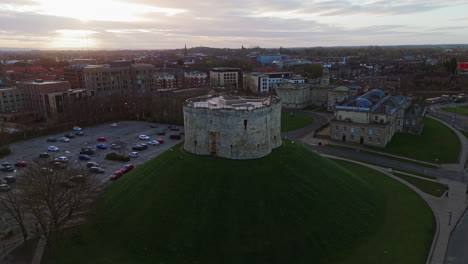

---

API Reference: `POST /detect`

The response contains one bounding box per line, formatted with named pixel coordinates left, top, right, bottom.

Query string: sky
left=0, top=0, right=467, bottom=50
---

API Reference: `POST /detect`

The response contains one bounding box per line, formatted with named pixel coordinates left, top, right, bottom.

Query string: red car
left=156, top=138, right=164, bottom=144
left=121, top=164, right=134, bottom=173
left=14, top=161, right=27, bottom=167
left=109, top=170, right=124, bottom=181
left=97, top=137, right=106, bottom=142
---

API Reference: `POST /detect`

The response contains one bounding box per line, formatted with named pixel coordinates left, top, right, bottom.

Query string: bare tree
left=0, top=192, right=29, bottom=242
left=18, top=161, right=101, bottom=246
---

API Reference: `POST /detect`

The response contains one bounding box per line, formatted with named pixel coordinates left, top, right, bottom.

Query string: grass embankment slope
left=372, top=117, right=460, bottom=163
left=45, top=141, right=435, bottom=264
left=281, top=111, right=314, bottom=132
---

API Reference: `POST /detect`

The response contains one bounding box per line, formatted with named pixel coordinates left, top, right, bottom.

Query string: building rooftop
left=210, top=67, right=241, bottom=72
left=23, top=80, right=68, bottom=85
left=186, top=95, right=276, bottom=110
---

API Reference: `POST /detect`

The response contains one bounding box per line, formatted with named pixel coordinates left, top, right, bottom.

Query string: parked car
left=64, top=133, right=75, bottom=139
left=140, top=144, right=148, bottom=150
left=170, top=134, right=182, bottom=140
left=75, top=131, right=84, bottom=136
left=157, top=138, right=165, bottom=144
left=47, top=137, right=57, bottom=142
left=3, top=176, right=16, bottom=184
left=53, top=162, right=66, bottom=168
left=14, top=161, right=27, bottom=167
left=110, top=144, right=120, bottom=150
left=97, top=137, right=106, bottom=142
left=69, top=175, right=85, bottom=184
left=96, top=144, right=107, bottom=150
left=59, top=137, right=70, bottom=143
left=121, top=164, right=134, bottom=173
left=109, top=170, right=124, bottom=181
left=55, top=156, right=68, bottom=163
left=48, top=146, right=59, bottom=152
left=78, top=154, right=91, bottom=160
left=139, top=135, right=150, bottom=140
left=0, top=166, right=14, bottom=172
left=0, top=184, right=11, bottom=192
left=110, top=123, right=119, bottom=127
left=128, top=152, right=139, bottom=158
left=157, top=131, right=166, bottom=136
left=86, top=161, right=100, bottom=168
left=132, top=145, right=144, bottom=151
left=1, top=162, right=11, bottom=167
left=148, top=140, right=159, bottom=146
left=73, top=126, right=82, bottom=131
left=169, top=126, right=180, bottom=131
left=150, top=124, right=158, bottom=128
left=80, top=147, right=95, bottom=155
left=39, top=152, right=50, bottom=158
left=90, top=166, right=105, bottom=174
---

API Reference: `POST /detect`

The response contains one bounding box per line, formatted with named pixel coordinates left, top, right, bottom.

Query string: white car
left=139, top=135, right=150, bottom=140
left=56, top=156, right=68, bottom=163
left=59, top=137, right=70, bottom=142
left=48, top=146, right=59, bottom=152
left=128, top=152, right=139, bottom=158
left=148, top=140, right=159, bottom=146
left=73, top=126, right=82, bottom=131
left=110, top=123, right=119, bottom=127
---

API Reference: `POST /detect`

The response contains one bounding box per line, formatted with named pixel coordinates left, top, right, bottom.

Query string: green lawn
left=331, top=160, right=436, bottom=264
left=394, top=173, right=446, bottom=197
left=44, top=140, right=380, bottom=264
left=281, top=111, right=314, bottom=132
left=371, top=117, right=461, bottom=163
left=43, top=141, right=435, bottom=264
left=441, top=105, right=468, bottom=115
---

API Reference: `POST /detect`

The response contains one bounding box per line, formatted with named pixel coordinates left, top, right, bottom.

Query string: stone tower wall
left=183, top=97, right=281, bottom=159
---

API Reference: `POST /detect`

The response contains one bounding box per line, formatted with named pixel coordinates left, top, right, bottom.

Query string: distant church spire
left=184, top=44, right=187, bottom=56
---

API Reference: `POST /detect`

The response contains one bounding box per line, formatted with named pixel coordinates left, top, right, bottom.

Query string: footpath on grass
left=322, top=155, right=468, bottom=264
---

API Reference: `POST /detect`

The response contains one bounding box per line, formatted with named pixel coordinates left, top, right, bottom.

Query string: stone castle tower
left=183, top=95, right=282, bottom=159
left=321, top=67, right=330, bottom=86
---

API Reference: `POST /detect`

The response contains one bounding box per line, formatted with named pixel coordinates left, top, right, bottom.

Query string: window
left=361, top=128, right=365, bottom=133
left=350, top=134, right=354, bottom=140
left=398, top=120, right=401, bottom=126
left=335, top=133, right=339, bottom=139
left=343, top=126, right=347, bottom=132
left=338, top=115, right=342, bottom=120
left=374, top=116, right=378, bottom=121
left=369, top=137, right=372, bottom=143
left=368, top=129, right=373, bottom=135
left=335, top=126, right=339, bottom=131
left=377, top=129, right=381, bottom=136
left=405, top=120, right=409, bottom=125
left=412, top=120, right=416, bottom=126
left=376, top=138, right=381, bottom=144
left=350, top=127, right=355, bottom=133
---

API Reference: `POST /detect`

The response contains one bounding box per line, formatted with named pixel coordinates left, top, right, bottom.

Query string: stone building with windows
left=209, top=68, right=242, bottom=89
left=329, top=89, right=426, bottom=147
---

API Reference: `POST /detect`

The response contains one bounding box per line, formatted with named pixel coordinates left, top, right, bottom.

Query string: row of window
left=335, top=126, right=382, bottom=135
left=335, top=133, right=382, bottom=144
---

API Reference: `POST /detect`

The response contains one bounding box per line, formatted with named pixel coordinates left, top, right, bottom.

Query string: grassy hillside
left=45, top=140, right=382, bottom=264
left=281, top=111, right=314, bottom=132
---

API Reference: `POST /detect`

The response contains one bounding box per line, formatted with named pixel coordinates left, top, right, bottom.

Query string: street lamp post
left=447, top=210, right=452, bottom=226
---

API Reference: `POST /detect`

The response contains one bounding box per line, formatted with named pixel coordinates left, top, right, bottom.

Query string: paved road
left=445, top=208, right=468, bottom=264
left=429, top=102, right=468, bottom=132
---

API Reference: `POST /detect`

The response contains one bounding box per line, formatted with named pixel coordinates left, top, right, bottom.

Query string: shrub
left=105, top=152, right=130, bottom=162
left=0, top=146, right=11, bottom=158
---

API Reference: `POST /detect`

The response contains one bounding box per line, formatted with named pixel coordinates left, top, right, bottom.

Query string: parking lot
left=0, top=121, right=184, bottom=183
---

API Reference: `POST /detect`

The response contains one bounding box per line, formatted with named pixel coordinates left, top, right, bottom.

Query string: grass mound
left=46, top=140, right=382, bottom=264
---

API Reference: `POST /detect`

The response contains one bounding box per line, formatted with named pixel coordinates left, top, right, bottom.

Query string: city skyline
left=0, top=0, right=468, bottom=50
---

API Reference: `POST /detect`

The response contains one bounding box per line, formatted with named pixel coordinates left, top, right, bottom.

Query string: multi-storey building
left=46, top=89, right=95, bottom=122
left=256, top=55, right=290, bottom=66
left=63, top=64, right=87, bottom=89
left=0, top=87, right=25, bottom=113
left=209, top=68, right=242, bottom=89
left=18, top=80, right=71, bottom=119
left=84, top=61, right=158, bottom=96
left=184, top=71, right=207, bottom=88
left=244, top=72, right=294, bottom=93
left=156, top=73, right=176, bottom=90
left=329, top=89, right=426, bottom=147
